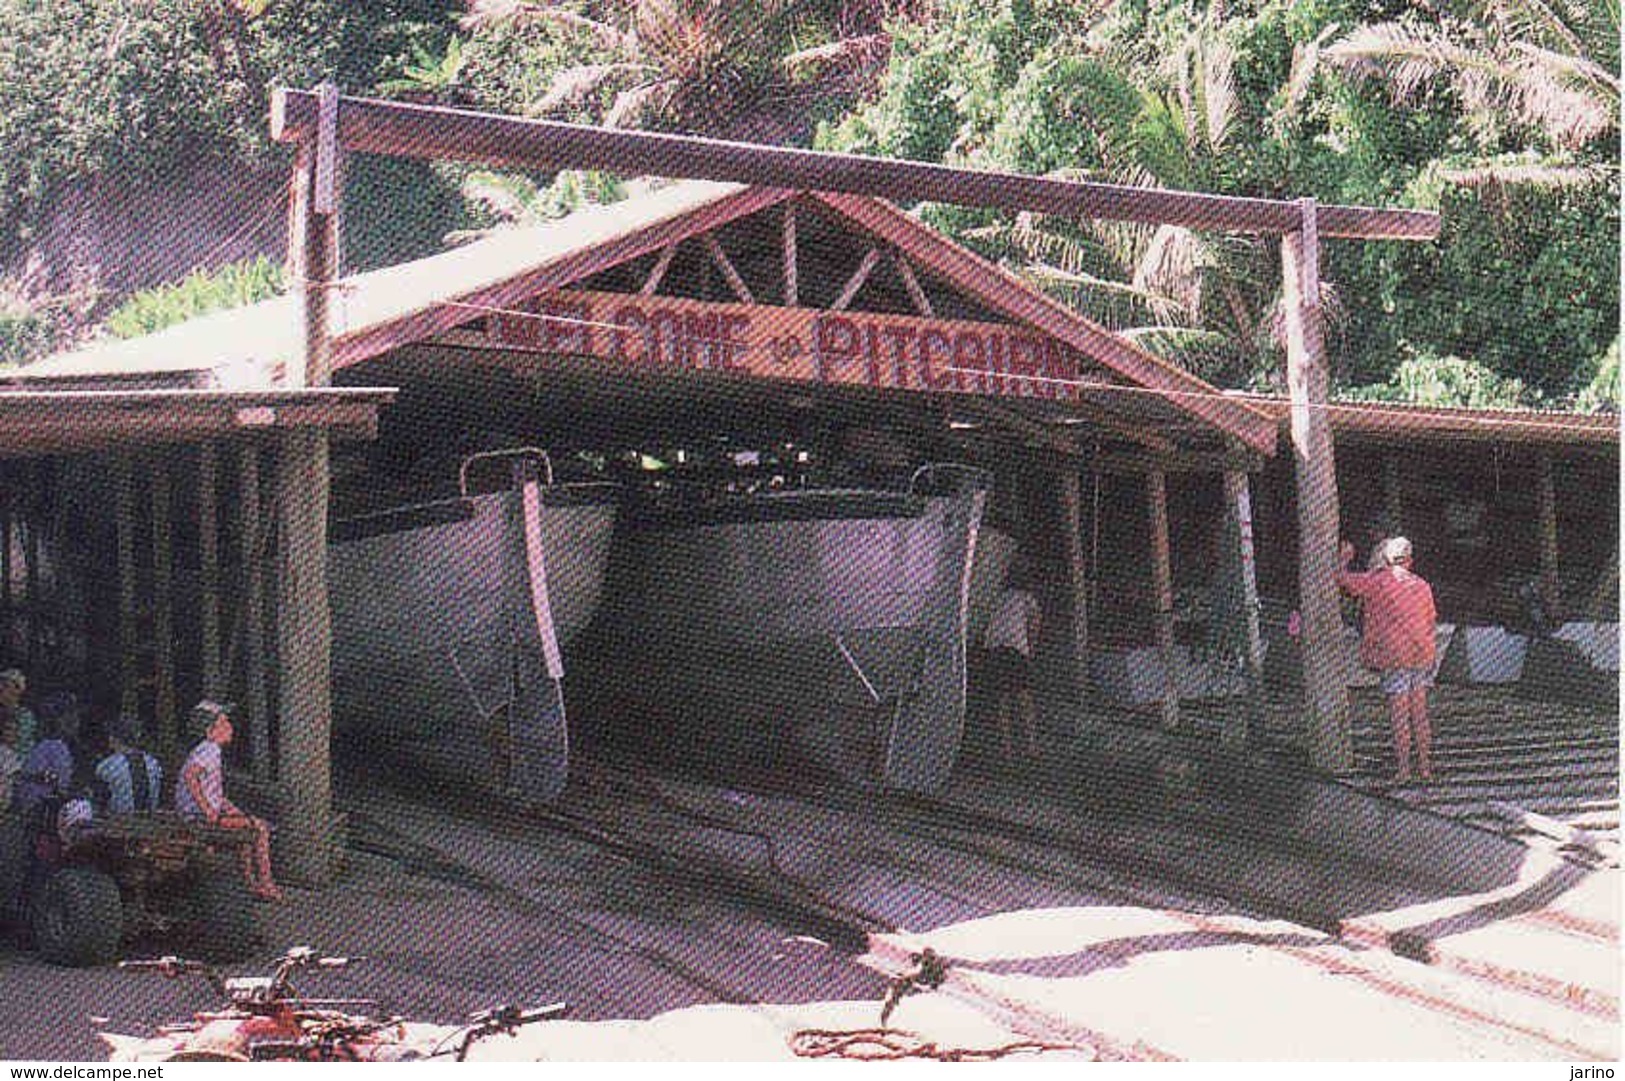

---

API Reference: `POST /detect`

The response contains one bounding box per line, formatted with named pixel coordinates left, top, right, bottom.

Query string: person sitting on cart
left=96, top=715, right=163, bottom=816
left=176, top=700, right=282, bottom=901
left=13, top=692, right=82, bottom=816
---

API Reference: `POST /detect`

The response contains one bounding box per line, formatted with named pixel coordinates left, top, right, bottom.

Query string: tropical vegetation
left=0, top=0, right=1614, bottom=412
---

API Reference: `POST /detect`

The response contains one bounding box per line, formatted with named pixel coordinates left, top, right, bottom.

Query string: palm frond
left=780, top=33, right=891, bottom=77
left=531, top=62, right=655, bottom=114
left=1437, top=159, right=1615, bottom=189
left=605, top=79, right=676, bottom=127
left=1199, top=35, right=1240, bottom=152
left=463, top=1, right=637, bottom=53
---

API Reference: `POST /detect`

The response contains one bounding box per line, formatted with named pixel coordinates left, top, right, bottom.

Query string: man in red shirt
left=1336, top=536, right=1438, bottom=784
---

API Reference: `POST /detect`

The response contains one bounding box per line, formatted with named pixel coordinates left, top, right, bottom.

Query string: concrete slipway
left=2, top=717, right=1615, bottom=1062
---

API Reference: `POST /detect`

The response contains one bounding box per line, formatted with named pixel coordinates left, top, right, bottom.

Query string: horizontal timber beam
left=271, top=90, right=1439, bottom=241
left=1096, top=448, right=1264, bottom=474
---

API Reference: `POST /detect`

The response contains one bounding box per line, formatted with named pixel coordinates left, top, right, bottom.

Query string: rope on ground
left=788, top=1028, right=1091, bottom=1061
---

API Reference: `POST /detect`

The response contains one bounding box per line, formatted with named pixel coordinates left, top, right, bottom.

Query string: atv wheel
left=193, top=872, right=258, bottom=961
left=33, top=867, right=123, bottom=967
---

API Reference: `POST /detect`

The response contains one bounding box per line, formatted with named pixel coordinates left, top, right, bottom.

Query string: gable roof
left=15, top=180, right=1278, bottom=452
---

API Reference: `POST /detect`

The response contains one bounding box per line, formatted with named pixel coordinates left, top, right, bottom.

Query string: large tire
left=32, top=867, right=123, bottom=967
left=193, top=871, right=258, bottom=962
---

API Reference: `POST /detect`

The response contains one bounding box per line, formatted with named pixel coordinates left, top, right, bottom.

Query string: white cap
left=1381, top=536, right=1414, bottom=566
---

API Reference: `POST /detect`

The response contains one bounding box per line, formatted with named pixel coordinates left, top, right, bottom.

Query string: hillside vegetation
left=1, top=0, right=1616, bottom=410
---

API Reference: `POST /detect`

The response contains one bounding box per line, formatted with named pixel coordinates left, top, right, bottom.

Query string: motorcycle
left=100, top=945, right=566, bottom=1062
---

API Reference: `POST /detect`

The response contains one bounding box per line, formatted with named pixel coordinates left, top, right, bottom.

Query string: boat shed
left=5, top=177, right=1296, bottom=879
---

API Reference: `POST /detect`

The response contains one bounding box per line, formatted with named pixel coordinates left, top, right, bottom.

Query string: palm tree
left=1323, top=0, right=1619, bottom=185
left=462, top=0, right=904, bottom=136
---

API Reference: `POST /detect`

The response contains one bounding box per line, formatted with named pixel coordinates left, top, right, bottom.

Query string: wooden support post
left=702, top=233, right=754, bottom=304
left=1283, top=197, right=1351, bottom=772
left=238, top=443, right=270, bottom=778
left=274, top=430, right=336, bottom=886
left=1222, top=470, right=1263, bottom=751
left=151, top=456, right=176, bottom=756
left=1058, top=464, right=1090, bottom=697
left=114, top=456, right=137, bottom=719
left=1, top=467, right=12, bottom=655
left=1147, top=469, right=1180, bottom=730
left=893, top=251, right=933, bottom=317
left=1536, top=451, right=1560, bottom=610
left=24, top=461, right=41, bottom=677
left=275, top=79, right=341, bottom=885
left=1382, top=453, right=1404, bottom=536
left=198, top=443, right=222, bottom=695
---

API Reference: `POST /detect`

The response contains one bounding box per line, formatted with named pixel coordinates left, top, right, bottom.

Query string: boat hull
left=328, top=484, right=616, bottom=803
left=599, top=471, right=995, bottom=793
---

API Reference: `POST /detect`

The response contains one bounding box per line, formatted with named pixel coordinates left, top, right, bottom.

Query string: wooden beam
left=0, top=403, right=380, bottom=457
left=811, top=193, right=1278, bottom=453
left=783, top=204, right=798, bottom=307
left=271, top=89, right=1441, bottom=240
left=198, top=443, right=221, bottom=696
left=1283, top=197, right=1351, bottom=773
left=0, top=470, right=10, bottom=646
left=334, top=186, right=794, bottom=367
left=961, top=399, right=1081, bottom=458
left=893, top=250, right=933, bottom=317
left=1536, top=450, right=1560, bottom=609
left=150, top=455, right=176, bottom=756
left=640, top=243, right=678, bottom=296
left=1222, top=469, right=1263, bottom=752
left=115, top=455, right=137, bottom=720
left=1097, top=448, right=1262, bottom=474
left=831, top=248, right=881, bottom=312
left=1147, top=469, right=1180, bottom=730
left=1058, top=465, right=1090, bottom=697
left=702, top=233, right=754, bottom=304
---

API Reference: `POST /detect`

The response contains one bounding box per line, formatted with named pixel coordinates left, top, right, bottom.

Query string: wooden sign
left=486, top=290, right=1095, bottom=401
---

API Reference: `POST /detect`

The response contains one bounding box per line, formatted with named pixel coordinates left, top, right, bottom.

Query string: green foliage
left=0, top=301, right=56, bottom=370
left=1575, top=337, right=1620, bottom=413
left=0, top=1, right=457, bottom=252
left=105, top=257, right=284, bottom=340
left=376, top=35, right=469, bottom=103
left=1341, top=350, right=1532, bottom=408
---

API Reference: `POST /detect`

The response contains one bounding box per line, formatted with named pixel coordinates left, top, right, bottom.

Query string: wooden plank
left=810, top=193, right=1279, bottom=453
left=1147, top=469, right=1180, bottom=731
left=1282, top=197, right=1351, bottom=772
left=1223, top=469, right=1263, bottom=751
left=1058, top=465, right=1090, bottom=697
left=150, top=456, right=176, bottom=755
left=831, top=248, right=881, bottom=312
left=115, top=454, right=137, bottom=720
left=198, top=443, right=221, bottom=696
left=640, top=243, right=678, bottom=296
left=702, top=233, right=754, bottom=305
left=0, top=404, right=380, bottom=457
left=893, top=251, right=933, bottom=317
left=274, top=429, right=337, bottom=886
left=270, top=89, right=1441, bottom=240
left=783, top=204, right=798, bottom=307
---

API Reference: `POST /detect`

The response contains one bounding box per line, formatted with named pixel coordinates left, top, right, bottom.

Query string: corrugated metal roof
left=15, top=180, right=754, bottom=386
left=1240, top=393, right=1618, bottom=445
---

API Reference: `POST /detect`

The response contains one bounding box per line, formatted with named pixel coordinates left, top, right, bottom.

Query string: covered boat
left=596, top=464, right=1005, bottom=793
left=328, top=449, right=617, bottom=804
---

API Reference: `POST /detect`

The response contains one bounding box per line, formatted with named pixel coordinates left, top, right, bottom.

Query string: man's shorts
left=1380, top=666, right=1434, bottom=696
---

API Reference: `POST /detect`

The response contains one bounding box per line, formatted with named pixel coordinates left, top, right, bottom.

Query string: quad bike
left=101, top=945, right=567, bottom=1062
left=0, top=802, right=259, bottom=967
